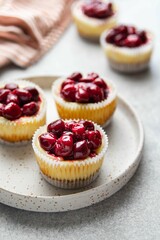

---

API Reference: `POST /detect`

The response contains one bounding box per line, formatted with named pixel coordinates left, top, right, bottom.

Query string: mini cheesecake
left=72, top=0, right=117, bottom=41
left=32, top=119, right=108, bottom=189
left=52, top=72, right=117, bottom=126
left=100, top=24, right=153, bottom=73
left=0, top=80, right=46, bottom=143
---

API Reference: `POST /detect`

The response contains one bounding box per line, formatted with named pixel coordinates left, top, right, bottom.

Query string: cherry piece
left=114, top=33, right=126, bottom=46
left=0, top=89, right=10, bottom=103
left=3, top=102, right=22, bottom=120
left=65, top=120, right=77, bottom=131
left=0, top=103, right=4, bottom=116
left=86, top=130, right=102, bottom=149
left=106, top=29, right=117, bottom=43
left=72, top=123, right=85, bottom=137
left=47, top=119, right=65, bottom=137
left=54, top=135, right=73, bottom=157
left=4, top=83, right=19, bottom=91
left=88, top=84, right=104, bottom=102
left=6, top=93, right=19, bottom=105
left=23, top=102, right=39, bottom=116
left=125, top=34, right=142, bottom=48
left=13, top=89, right=32, bottom=104
left=127, top=26, right=136, bottom=35
left=73, top=140, right=90, bottom=159
left=116, top=25, right=128, bottom=34
left=75, top=83, right=89, bottom=103
left=93, top=78, right=108, bottom=89
left=138, top=30, right=147, bottom=43
left=61, top=84, right=76, bottom=102
left=39, top=133, right=57, bottom=151
left=79, top=120, right=95, bottom=131
left=24, top=86, right=39, bottom=101
left=67, top=72, right=82, bottom=81
left=62, top=79, right=75, bottom=89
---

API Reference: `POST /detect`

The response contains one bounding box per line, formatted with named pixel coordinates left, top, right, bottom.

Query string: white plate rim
left=0, top=76, right=144, bottom=211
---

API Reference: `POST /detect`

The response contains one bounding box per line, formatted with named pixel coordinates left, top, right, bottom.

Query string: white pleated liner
left=52, top=77, right=117, bottom=111
left=32, top=120, right=108, bottom=188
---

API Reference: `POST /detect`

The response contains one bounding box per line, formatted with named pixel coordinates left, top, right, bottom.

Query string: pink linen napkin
left=0, top=0, right=73, bottom=68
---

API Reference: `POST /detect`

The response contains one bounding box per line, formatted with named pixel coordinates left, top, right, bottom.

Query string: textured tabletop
left=0, top=0, right=160, bottom=239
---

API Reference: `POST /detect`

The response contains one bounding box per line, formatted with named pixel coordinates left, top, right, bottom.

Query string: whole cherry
left=47, top=119, right=65, bottom=137
left=3, top=102, right=22, bottom=120
left=54, top=135, right=73, bottom=157
left=39, top=133, right=57, bottom=151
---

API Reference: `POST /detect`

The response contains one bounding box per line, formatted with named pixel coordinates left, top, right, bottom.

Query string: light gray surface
left=0, top=0, right=160, bottom=239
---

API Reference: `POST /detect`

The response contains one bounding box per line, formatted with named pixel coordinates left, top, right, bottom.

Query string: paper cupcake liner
left=52, top=78, right=117, bottom=126
left=108, top=59, right=150, bottom=73
left=0, top=80, right=47, bottom=144
left=100, top=29, right=153, bottom=73
left=32, top=121, right=108, bottom=189
left=41, top=170, right=100, bottom=189
left=72, top=0, right=117, bottom=39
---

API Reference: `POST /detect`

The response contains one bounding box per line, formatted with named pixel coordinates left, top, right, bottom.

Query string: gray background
left=0, top=0, right=160, bottom=239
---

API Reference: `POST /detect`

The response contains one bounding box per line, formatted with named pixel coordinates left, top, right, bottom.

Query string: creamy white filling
left=72, top=0, right=117, bottom=26
left=100, top=29, right=154, bottom=56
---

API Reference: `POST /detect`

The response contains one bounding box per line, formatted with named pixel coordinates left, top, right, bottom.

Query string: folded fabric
left=0, top=0, right=73, bottom=68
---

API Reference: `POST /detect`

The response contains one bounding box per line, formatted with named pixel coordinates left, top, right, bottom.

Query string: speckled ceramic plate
left=0, top=76, right=144, bottom=212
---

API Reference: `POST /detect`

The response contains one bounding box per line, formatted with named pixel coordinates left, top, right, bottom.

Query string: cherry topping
left=47, top=119, right=65, bottom=137
left=0, top=83, right=41, bottom=120
left=73, top=140, right=90, bottom=160
left=23, top=102, right=39, bottom=116
left=82, top=1, right=114, bottom=19
left=39, top=120, right=103, bottom=160
left=0, top=89, right=10, bottom=103
left=3, top=102, right=22, bottom=120
left=54, top=135, right=73, bottom=157
left=6, top=93, right=19, bottom=105
left=86, top=130, right=102, bottom=149
left=106, top=25, right=148, bottom=48
left=24, top=86, right=39, bottom=101
left=61, top=72, right=109, bottom=103
left=4, top=83, right=19, bottom=91
left=13, top=89, right=32, bottom=104
left=0, top=103, right=4, bottom=116
left=39, top=133, right=57, bottom=151
left=67, top=72, right=82, bottom=81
